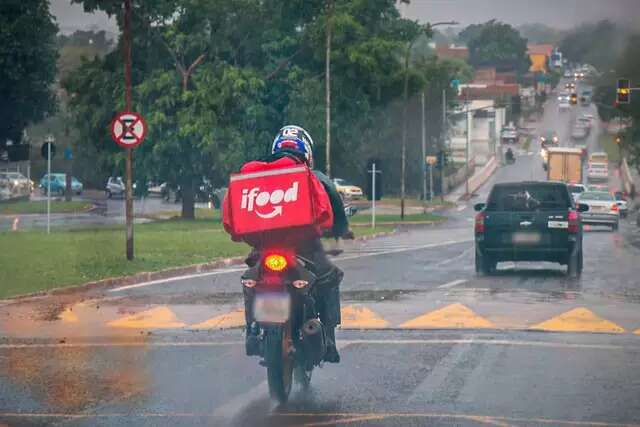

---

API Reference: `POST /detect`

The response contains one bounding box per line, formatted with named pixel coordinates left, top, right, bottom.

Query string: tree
left=517, top=23, right=562, bottom=44
left=463, top=21, right=530, bottom=74
left=0, top=0, right=58, bottom=146
left=558, top=20, right=629, bottom=71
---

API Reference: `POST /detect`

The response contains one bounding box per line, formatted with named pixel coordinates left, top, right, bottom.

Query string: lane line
left=437, top=279, right=468, bottom=289
left=109, top=239, right=472, bottom=292
left=434, top=245, right=473, bottom=267
left=1, top=338, right=638, bottom=351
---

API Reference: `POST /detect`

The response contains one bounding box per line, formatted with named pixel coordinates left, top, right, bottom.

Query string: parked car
left=0, top=172, right=31, bottom=199
left=40, top=173, right=83, bottom=196
left=614, top=191, right=629, bottom=218
left=105, top=176, right=126, bottom=198
left=587, top=163, right=608, bottom=182
left=474, top=181, right=587, bottom=277
left=333, top=178, right=364, bottom=199
left=577, top=191, right=620, bottom=230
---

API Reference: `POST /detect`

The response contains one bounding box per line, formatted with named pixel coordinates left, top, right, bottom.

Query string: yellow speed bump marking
left=189, top=308, right=246, bottom=330
left=59, top=308, right=78, bottom=323
left=340, top=305, right=390, bottom=329
left=107, top=306, right=185, bottom=329
left=635, top=329, right=640, bottom=336
left=400, top=303, right=494, bottom=329
left=530, top=307, right=624, bottom=334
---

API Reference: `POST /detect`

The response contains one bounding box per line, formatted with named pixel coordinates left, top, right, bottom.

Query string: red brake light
left=475, top=212, right=485, bottom=233
left=568, top=210, right=579, bottom=233
left=264, top=254, right=288, bottom=272
left=610, top=204, right=619, bottom=212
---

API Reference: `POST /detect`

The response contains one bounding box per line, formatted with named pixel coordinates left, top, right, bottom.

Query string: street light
left=401, top=20, right=458, bottom=219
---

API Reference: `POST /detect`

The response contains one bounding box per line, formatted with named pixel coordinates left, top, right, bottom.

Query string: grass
left=0, top=200, right=92, bottom=215
left=0, top=217, right=394, bottom=299
left=598, top=133, right=622, bottom=163
left=372, top=197, right=456, bottom=209
left=350, top=212, right=446, bottom=224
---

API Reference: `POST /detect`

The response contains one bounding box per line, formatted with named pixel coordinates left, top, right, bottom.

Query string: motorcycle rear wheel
left=264, top=324, right=294, bottom=404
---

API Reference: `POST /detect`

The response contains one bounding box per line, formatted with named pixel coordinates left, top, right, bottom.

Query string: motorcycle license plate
left=254, top=293, right=290, bottom=324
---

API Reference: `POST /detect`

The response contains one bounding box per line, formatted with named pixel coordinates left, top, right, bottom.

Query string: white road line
left=437, top=279, right=467, bottom=289
left=0, top=338, right=636, bottom=351
left=456, top=205, right=466, bottom=212
left=434, top=246, right=473, bottom=267
left=109, top=239, right=472, bottom=292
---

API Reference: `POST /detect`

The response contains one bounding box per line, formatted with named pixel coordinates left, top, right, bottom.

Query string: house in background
left=435, top=44, right=469, bottom=61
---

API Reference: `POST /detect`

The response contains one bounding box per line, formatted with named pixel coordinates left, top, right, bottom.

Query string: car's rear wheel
left=476, top=250, right=496, bottom=276
left=567, top=249, right=582, bottom=278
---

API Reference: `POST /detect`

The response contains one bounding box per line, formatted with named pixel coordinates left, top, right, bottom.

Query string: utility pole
left=441, top=88, right=446, bottom=201
left=465, top=98, right=470, bottom=198
left=123, top=0, right=134, bottom=260
left=325, top=0, right=333, bottom=177
left=421, top=91, right=427, bottom=201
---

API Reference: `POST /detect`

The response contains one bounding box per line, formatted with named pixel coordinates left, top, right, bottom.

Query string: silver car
left=578, top=191, right=620, bottom=231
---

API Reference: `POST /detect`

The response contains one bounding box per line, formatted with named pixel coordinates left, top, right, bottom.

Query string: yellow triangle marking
left=189, top=308, right=246, bottom=329
left=400, top=303, right=494, bottom=329
left=107, top=306, right=185, bottom=329
left=530, top=307, right=624, bottom=334
left=340, top=305, right=390, bottom=329
left=59, top=308, right=78, bottom=323
left=634, top=329, right=640, bottom=336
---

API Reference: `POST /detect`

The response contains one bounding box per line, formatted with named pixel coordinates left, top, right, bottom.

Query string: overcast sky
left=51, top=0, right=640, bottom=35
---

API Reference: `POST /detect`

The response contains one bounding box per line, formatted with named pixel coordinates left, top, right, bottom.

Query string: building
left=435, top=44, right=469, bottom=61
left=527, top=44, right=554, bottom=73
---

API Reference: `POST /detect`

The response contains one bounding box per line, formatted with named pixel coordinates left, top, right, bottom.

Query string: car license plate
left=254, top=293, right=290, bottom=323
left=512, top=232, right=541, bottom=244
left=548, top=221, right=568, bottom=229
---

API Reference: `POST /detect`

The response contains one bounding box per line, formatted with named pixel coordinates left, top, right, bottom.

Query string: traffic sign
left=64, top=147, right=73, bottom=160
left=111, top=112, right=147, bottom=148
left=41, top=142, right=56, bottom=159
left=426, top=155, right=437, bottom=165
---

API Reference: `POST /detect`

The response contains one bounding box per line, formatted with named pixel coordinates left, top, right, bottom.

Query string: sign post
left=367, top=163, right=382, bottom=229
left=42, top=135, right=55, bottom=234
left=426, top=155, right=437, bottom=201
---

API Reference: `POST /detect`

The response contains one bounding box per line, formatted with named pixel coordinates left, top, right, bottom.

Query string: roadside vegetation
left=0, top=200, right=92, bottom=215
left=0, top=217, right=392, bottom=299
left=598, top=134, right=622, bottom=163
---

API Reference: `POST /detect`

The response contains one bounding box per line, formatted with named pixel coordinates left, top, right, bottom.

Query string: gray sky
left=400, top=0, right=640, bottom=28
left=51, top=0, right=640, bottom=35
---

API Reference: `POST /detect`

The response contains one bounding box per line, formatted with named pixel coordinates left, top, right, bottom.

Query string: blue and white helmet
left=271, top=125, right=315, bottom=166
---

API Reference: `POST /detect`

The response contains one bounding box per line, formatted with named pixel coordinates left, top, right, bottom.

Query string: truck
left=546, top=147, right=583, bottom=184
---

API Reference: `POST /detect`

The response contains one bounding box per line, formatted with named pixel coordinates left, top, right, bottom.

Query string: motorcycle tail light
left=264, top=254, right=288, bottom=272
left=568, top=210, right=579, bottom=233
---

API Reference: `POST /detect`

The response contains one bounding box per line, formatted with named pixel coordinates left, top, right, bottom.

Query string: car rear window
left=487, top=184, right=570, bottom=212
left=568, top=185, right=584, bottom=194
left=581, top=192, right=614, bottom=201
left=590, top=164, right=607, bottom=169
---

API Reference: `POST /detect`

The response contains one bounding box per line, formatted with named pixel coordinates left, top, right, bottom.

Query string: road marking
left=189, top=308, right=245, bottom=330
left=530, top=307, right=625, bottom=334
left=437, top=279, right=467, bottom=289
left=434, top=246, right=473, bottom=267
left=635, top=329, right=640, bottom=336
left=340, top=305, right=390, bottom=329
left=1, top=338, right=639, bottom=351
left=456, top=205, right=466, bottom=212
left=107, top=306, right=186, bottom=329
left=109, top=239, right=472, bottom=293
left=400, top=303, right=494, bottom=329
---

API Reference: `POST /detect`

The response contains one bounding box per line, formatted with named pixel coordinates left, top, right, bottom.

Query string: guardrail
left=467, top=156, right=497, bottom=195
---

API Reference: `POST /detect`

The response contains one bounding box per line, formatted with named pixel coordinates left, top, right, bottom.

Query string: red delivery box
left=226, top=165, right=316, bottom=236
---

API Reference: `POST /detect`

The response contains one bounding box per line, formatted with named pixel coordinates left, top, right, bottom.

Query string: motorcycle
left=242, top=247, right=341, bottom=403
left=505, top=150, right=516, bottom=165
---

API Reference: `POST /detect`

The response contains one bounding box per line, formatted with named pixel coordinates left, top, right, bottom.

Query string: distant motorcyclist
left=505, top=147, right=515, bottom=163
left=243, top=125, right=349, bottom=363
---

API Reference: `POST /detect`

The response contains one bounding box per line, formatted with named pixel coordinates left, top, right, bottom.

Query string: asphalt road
left=2, top=80, right=640, bottom=427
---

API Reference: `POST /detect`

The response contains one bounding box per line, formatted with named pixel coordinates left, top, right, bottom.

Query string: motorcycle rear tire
left=264, top=324, right=294, bottom=404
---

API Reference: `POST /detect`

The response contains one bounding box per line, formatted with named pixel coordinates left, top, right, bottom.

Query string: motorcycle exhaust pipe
left=301, top=319, right=326, bottom=366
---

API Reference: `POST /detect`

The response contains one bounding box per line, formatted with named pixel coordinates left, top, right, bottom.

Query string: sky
left=51, top=0, right=640, bottom=35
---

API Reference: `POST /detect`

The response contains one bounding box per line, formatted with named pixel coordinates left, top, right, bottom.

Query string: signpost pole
left=124, top=0, right=134, bottom=260
left=371, top=162, right=376, bottom=229
left=429, top=164, right=433, bottom=202
left=46, top=137, right=51, bottom=234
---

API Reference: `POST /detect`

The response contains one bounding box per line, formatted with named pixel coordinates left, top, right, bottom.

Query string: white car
left=587, top=163, right=608, bottom=182
left=105, top=177, right=126, bottom=198
left=578, top=191, right=619, bottom=231
left=567, top=184, right=586, bottom=203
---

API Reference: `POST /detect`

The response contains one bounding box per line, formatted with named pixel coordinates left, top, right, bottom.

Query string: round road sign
left=111, top=112, right=147, bottom=149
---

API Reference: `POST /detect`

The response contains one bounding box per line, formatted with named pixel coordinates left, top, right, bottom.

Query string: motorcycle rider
left=505, top=147, right=515, bottom=162
left=243, top=125, right=349, bottom=363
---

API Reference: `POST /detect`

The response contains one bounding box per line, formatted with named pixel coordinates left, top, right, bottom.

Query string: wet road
left=2, top=80, right=640, bottom=426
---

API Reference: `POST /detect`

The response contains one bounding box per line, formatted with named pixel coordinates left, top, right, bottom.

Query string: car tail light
left=264, top=254, right=288, bottom=272
left=475, top=212, right=485, bottom=233
left=568, top=210, right=579, bottom=233
left=610, top=204, right=619, bottom=213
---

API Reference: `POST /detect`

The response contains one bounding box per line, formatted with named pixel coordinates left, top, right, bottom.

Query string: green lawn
left=372, top=197, right=455, bottom=209
left=598, top=133, right=622, bottom=163
left=0, top=200, right=92, bottom=215
left=350, top=212, right=446, bottom=224
left=0, top=218, right=393, bottom=299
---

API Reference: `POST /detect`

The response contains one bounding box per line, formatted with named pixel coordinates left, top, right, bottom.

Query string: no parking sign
left=110, top=112, right=147, bottom=149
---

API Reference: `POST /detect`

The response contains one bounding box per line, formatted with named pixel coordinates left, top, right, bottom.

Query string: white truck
left=547, top=147, right=583, bottom=184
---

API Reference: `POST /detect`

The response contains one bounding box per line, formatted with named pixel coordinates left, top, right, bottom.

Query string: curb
left=1, top=229, right=400, bottom=303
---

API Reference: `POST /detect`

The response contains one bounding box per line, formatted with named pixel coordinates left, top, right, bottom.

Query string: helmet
left=271, top=125, right=314, bottom=165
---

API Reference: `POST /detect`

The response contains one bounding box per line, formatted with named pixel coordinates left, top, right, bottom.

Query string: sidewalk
left=445, top=156, right=498, bottom=203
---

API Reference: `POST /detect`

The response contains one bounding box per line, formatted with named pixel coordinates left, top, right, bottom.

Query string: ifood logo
left=241, top=182, right=299, bottom=219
